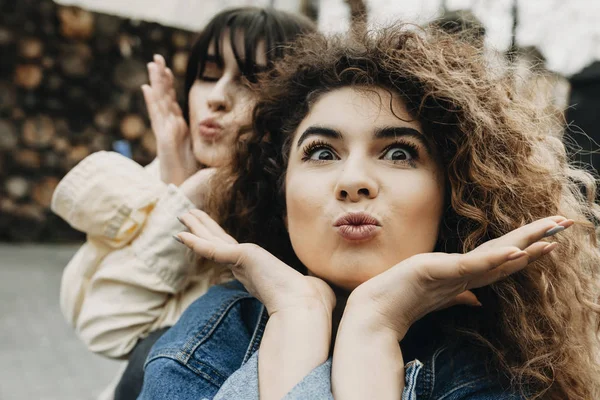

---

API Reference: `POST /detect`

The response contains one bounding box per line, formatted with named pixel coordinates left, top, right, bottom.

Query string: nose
left=206, top=77, right=232, bottom=112
left=335, top=158, right=379, bottom=202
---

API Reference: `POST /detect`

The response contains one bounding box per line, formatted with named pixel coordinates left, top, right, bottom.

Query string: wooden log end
left=22, top=115, right=56, bottom=149
left=15, top=64, right=43, bottom=89
left=5, top=177, right=31, bottom=200
left=32, top=177, right=60, bottom=208
left=19, top=37, right=44, bottom=59
left=172, top=52, right=188, bottom=76
left=58, top=6, right=95, bottom=40
left=14, top=149, right=42, bottom=169
left=120, top=114, right=146, bottom=140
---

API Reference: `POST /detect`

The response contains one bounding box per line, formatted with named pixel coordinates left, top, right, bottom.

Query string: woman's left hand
left=346, top=216, right=574, bottom=339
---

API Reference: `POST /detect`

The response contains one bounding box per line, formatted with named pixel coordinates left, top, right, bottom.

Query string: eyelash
left=301, top=139, right=421, bottom=166
left=301, top=140, right=334, bottom=162
left=382, top=141, right=420, bottom=167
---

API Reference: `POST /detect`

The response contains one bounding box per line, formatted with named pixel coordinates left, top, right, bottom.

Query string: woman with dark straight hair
left=51, top=7, right=315, bottom=400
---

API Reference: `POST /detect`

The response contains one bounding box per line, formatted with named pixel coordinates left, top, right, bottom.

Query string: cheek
left=231, top=93, right=256, bottom=125
left=188, top=85, right=210, bottom=120
left=284, top=171, right=330, bottom=246
left=386, top=172, right=444, bottom=248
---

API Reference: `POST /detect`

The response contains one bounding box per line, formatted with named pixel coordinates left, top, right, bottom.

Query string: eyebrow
left=374, top=126, right=432, bottom=155
left=296, top=126, right=342, bottom=148
left=296, top=125, right=431, bottom=155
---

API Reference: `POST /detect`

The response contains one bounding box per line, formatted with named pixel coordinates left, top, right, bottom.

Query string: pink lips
left=333, top=212, right=381, bottom=242
left=198, top=118, right=223, bottom=139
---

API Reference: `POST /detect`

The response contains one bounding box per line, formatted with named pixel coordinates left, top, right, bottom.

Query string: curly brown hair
left=204, top=25, right=600, bottom=399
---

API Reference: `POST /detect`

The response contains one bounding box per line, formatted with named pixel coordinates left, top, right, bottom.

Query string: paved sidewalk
left=0, top=244, right=123, bottom=400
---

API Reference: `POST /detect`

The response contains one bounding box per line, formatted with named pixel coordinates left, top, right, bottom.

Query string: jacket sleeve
left=52, top=151, right=205, bottom=358
left=214, top=351, right=334, bottom=400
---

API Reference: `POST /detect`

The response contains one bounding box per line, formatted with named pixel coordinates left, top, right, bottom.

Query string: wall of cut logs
left=0, top=0, right=195, bottom=242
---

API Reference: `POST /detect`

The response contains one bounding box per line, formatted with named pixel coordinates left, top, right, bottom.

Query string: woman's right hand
left=175, top=210, right=336, bottom=315
left=142, top=54, right=197, bottom=186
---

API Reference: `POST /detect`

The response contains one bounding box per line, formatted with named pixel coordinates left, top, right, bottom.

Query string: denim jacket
left=139, top=281, right=524, bottom=399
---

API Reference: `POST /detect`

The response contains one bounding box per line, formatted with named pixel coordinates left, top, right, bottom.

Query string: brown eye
left=310, top=148, right=336, bottom=161
left=383, top=147, right=411, bottom=161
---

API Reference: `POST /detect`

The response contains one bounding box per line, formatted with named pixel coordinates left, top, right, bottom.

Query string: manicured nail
left=542, top=242, right=558, bottom=255
left=507, top=250, right=527, bottom=261
left=559, top=219, right=575, bottom=228
left=177, top=215, right=185, bottom=225
left=173, top=235, right=183, bottom=243
left=543, top=225, right=565, bottom=238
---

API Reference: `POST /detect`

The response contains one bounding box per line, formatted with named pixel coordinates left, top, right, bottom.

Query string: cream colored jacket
left=52, top=151, right=230, bottom=360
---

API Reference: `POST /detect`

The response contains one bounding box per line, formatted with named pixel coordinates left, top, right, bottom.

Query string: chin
left=312, top=267, right=373, bottom=292
left=193, top=145, right=230, bottom=168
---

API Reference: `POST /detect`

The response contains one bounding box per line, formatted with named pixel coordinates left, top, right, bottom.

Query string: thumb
left=439, top=290, right=482, bottom=310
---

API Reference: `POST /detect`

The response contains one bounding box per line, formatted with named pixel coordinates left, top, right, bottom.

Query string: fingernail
left=173, top=235, right=183, bottom=243
left=507, top=250, right=527, bottom=261
left=559, top=219, right=575, bottom=228
left=543, top=225, right=565, bottom=238
left=177, top=215, right=185, bottom=225
left=542, top=242, right=558, bottom=255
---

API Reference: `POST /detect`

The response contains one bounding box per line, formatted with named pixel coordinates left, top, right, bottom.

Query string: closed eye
left=199, top=60, right=222, bottom=82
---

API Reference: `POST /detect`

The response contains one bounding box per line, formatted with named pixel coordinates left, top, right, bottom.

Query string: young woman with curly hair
left=139, top=24, right=600, bottom=400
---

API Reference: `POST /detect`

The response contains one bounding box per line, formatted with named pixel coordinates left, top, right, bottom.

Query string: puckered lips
left=333, top=212, right=381, bottom=242
left=198, top=117, right=223, bottom=140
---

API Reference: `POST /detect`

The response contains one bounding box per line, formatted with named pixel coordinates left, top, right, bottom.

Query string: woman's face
left=188, top=33, right=265, bottom=167
left=285, top=87, right=445, bottom=290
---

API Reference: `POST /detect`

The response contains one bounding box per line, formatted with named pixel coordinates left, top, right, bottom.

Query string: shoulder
left=406, top=341, right=525, bottom=400
left=143, top=281, right=267, bottom=394
left=143, top=157, right=161, bottom=179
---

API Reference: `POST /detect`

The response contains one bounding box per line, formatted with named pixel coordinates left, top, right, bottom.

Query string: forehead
left=207, top=29, right=268, bottom=66
left=298, top=86, right=422, bottom=134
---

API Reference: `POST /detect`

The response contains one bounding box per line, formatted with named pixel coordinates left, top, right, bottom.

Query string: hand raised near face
left=175, top=210, right=336, bottom=316
left=346, top=216, right=574, bottom=339
left=142, top=54, right=197, bottom=186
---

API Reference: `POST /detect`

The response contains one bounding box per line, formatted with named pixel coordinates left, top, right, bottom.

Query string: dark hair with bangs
left=182, top=7, right=315, bottom=121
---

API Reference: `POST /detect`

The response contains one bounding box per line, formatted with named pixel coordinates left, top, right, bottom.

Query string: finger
left=169, top=99, right=183, bottom=117
left=178, top=212, right=216, bottom=242
left=165, top=68, right=177, bottom=99
left=149, top=61, right=167, bottom=95
left=426, top=246, right=525, bottom=281
left=189, top=209, right=237, bottom=244
left=177, top=232, right=240, bottom=266
left=142, top=85, right=160, bottom=119
left=148, top=62, right=159, bottom=87
left=468, top=241, right=557, bottom=289
left=166, top=68, right=175, bottom=87
left=154, top=54, right=166, bottom=68
left=478, top=216, right=573, bottom=252
left=441, top=290, right=481, bottom=309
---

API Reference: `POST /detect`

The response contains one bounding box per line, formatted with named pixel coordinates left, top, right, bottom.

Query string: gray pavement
left=0, top=244, right=123, bottom=400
